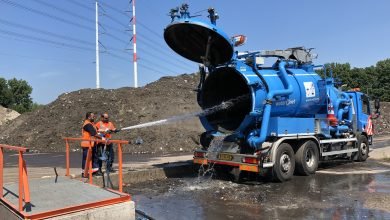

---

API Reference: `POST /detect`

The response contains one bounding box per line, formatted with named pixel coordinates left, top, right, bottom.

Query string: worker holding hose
left=96, top=113, right=120, bottom=172
left=81, top=112, right=103, bottom=176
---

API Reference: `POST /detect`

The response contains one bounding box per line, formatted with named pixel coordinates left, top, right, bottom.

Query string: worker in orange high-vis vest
left=96, top=113, right=120, bottom=172
left=81, top=112, right=104, bottom=176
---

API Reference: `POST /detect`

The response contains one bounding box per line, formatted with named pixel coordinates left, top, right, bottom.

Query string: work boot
left=93, top=170, right=103, bottom=176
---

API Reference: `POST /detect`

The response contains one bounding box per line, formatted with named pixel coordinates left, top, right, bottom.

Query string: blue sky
left=1, top=0, right=389, bottom=104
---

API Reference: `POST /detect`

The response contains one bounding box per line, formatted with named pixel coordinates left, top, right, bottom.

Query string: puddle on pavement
left=127, top=163, right=390, bottom=220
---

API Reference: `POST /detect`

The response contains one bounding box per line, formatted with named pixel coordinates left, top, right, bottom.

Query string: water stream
left=121, top=95, right=249, bottom=131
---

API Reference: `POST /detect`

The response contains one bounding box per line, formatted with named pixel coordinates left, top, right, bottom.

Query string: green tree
left=7, top=78, right=33, bottom=113
left=0, top=77, right=34, bottom=113
left=314, top=60, right=389, bottom=101
left=375, top=59, right=390, bottom=101
left=0, top=78, right=12, bottom=107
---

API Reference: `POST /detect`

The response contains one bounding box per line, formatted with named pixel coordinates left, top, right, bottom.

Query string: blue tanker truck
left=164, top=4, right=380, bottom=182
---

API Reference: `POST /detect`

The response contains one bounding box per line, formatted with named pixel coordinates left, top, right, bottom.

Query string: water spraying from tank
left=121, top=95, right=249, bottom=131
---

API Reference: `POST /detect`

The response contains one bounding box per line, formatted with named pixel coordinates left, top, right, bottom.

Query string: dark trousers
left=81, top=146, right=99, bottom=171
left=97, top=143, right=115, bottom=171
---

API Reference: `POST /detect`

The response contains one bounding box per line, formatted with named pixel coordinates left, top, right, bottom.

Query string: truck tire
left=272, top=143, right=295, bottom=182
left=295, top=140, right=319, bottom=175
left=356, top=135, right=369, bottom=162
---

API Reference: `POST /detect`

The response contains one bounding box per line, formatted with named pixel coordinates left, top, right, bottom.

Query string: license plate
left=218, top=153, right=233, bottom=161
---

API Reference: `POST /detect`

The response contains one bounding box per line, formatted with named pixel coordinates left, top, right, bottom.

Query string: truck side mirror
left=373, top=98, right=380, bottom=118
left=374, top=98, right=380, bottom=110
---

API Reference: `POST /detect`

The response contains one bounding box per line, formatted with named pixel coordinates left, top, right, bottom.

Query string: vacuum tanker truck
left=164, top=4, right=380, bottom=182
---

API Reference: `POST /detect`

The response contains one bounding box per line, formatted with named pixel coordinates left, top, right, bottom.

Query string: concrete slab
left=1, top=177, right=133, bottom=219
left=0, top=200, right=22, bottom=220
left=48, top=201, right=134, bottom=220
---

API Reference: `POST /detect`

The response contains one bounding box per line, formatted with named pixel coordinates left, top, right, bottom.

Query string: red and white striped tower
left=132, top=0, right=138, bottom=88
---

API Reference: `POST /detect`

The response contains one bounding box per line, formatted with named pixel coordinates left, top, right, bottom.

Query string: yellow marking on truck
left=240, top=164, right=259, bottom=173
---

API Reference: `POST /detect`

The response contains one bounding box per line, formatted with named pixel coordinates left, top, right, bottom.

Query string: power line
left=99, top=1, right=127, bottom=16
left=97, top=2, right=162, bottom=40
left=138, top=63, right=168, bottom=77
left=0, top=0, right=94, bottom=31
left=92, top=1, right=193, bottom=72
left=0, top=51, right=91, bottom=65
left=0, top=0, right=128, bottom=44
left=0, top=18, right=93, bottom=46
left=68, top=0, right=95, bottom=12
left=136, top=36, right=189, bottom=64
left=104, top=50, right=178, bottom=75
left=33, top=0, right=95, bottom=23
left=102, top=51, right=130, bottom=62
left=0, top=18, right=132, bottom=60
left=137, top=21, right=162, bottom=39
left=137, top=47, right=193, bottom=72
left=0, top=29, right=95, bottom=51
left=137, top=56, right=178, bottom=74
left=0, top=29, right=131, bottom=64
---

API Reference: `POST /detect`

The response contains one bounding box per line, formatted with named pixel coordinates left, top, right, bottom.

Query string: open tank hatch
left=200, top=67, right=252, bottom=132
left=164, top=22, right=233, bottom=66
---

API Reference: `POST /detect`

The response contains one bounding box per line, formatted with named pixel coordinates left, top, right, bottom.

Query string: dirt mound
left=0, top=73, right=204, bottom=153
left=0, top=106, right=20, bottom=126
left=374, top=102, right=390, bottom=135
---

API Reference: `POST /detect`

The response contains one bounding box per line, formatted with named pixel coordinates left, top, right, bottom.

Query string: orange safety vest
left=96, top=121, right=116, bottom=139
left=81, top=120, right=97, bottom=147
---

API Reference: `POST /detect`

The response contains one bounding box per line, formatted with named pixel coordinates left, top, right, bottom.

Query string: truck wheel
left=295, top=140, right=319, bottom=175
left=272, top=143, right=295, bottom=182
left=356, top=135, right=369, bottom=162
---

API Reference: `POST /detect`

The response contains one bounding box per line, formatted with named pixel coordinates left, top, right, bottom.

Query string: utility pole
left=95, top=0, right=100, bottom=89
left=132, top=0, right=138, bottom=88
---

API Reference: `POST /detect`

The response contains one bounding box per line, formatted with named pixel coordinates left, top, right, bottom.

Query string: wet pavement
left=127, top=160, right=390, bottom=220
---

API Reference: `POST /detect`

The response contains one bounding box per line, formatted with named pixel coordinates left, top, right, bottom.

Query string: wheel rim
left=361, top=142, right=367, bottom=156
left=305, top=148, right=315, bottom=168
left=280, top=153, right=291, bottom=173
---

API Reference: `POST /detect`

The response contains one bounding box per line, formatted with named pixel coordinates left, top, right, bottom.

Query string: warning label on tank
left=304, top=82, right=316, bottom=98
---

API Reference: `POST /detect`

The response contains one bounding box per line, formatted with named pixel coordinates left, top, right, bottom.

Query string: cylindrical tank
left=199, top=63, right=327, bottom=133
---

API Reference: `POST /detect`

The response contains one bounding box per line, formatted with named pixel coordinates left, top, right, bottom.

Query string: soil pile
left=0, top=106, right=20, bottom=126
left=0, top=73, right=204, bottom=153
left=374, top=102, right=390, bottom=135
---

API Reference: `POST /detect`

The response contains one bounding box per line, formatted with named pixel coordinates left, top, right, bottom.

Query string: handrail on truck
left=0, top=144, right=31, bottom=212
left=62, top=137, right=129, bottom=192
